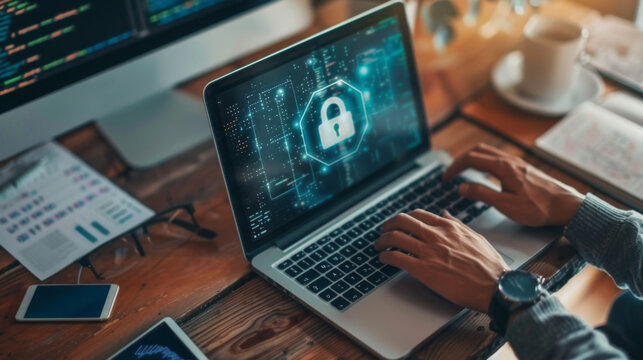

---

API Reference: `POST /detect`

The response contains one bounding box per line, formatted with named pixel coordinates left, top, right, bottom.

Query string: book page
left=601, top=91, right=643, bottom=127
left=536, top=102, right=643, bottom=201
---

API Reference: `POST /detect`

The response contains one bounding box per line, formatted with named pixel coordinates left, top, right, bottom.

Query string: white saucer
left=492, top=51, right=604, bottom=117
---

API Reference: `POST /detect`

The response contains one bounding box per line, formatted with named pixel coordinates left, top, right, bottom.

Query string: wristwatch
left=488, top=270, right=547, bottom=336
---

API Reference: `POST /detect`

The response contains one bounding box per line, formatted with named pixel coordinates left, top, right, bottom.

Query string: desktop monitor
left=0, top=0, right=313, bottom=167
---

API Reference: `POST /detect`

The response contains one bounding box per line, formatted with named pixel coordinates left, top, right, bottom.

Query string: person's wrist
left=480, top=266, right=509, bottom=313
left=551, top=192, right=584, bottom=226
left=480, top=282, right=499, bottom=314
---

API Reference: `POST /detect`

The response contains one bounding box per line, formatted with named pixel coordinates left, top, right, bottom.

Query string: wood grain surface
left=0, top=1, right=630, bottom=359
left=0, top=116, right=618, bottom=360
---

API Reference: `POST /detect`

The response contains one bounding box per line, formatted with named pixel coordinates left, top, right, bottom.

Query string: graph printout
left=0, top=142, right=154, bottom=280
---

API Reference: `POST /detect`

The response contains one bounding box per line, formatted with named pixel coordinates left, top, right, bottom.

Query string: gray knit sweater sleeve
left=505, top=194, right=642, bottom=360
left=564, top=194, right=643, bottom=297
left=506, top=296, right=626, bottom=360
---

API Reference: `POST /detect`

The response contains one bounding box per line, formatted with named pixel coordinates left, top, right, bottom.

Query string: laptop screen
left=205, top=3, right=429, bottom=256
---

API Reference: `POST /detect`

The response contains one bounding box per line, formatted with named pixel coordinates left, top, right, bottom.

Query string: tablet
left=108, top=317, right=207, bottom=360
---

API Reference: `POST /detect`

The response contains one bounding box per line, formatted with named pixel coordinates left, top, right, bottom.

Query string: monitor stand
left=97, top=89, right=211, bottom=169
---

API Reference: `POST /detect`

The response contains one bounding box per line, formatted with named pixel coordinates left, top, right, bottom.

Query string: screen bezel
left=203, top=1, right=430, bottom=259
left=0, top=0, right=272, bottom=114
left=15, top=284, right=119, bottom=322
left=106, top=317, right=208, bottom=360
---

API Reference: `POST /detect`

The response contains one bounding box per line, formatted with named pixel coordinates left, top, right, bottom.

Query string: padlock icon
left=318, top=96, right=356, bottom=150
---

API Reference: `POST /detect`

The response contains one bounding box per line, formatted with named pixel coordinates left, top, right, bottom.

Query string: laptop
left=203, top=2, right=559, bottom=358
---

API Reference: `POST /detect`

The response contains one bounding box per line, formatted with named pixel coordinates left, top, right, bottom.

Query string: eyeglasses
left=76, top=203, right=216, bottom=282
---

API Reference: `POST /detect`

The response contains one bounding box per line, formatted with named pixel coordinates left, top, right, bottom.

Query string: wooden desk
left=0, top=117, right=595, bottom=360
left=0, top=1, right=629, bottom=359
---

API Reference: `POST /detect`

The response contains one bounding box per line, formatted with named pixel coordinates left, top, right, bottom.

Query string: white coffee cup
left=520, top=15, right=587, bottom=99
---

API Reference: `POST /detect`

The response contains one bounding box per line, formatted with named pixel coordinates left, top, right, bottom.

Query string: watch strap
left=488, top=289, right=510, bottom=335
left=488, top=272, right=546, bottom=336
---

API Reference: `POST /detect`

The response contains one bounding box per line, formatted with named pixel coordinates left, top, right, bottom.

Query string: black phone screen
left=25, top=285, right=111, bottom=319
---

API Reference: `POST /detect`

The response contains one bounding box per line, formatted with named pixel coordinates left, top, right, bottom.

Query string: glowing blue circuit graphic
left=213, top=16, right=423, bottom=242
left=110, top=322, right=202, bottom=360
left=299, top=79, right=368, bottom=166
left=135, top=344, right=186, bottom=360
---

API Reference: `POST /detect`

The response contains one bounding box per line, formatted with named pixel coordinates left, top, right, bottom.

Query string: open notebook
left=535, top=93, right=643, bottom=212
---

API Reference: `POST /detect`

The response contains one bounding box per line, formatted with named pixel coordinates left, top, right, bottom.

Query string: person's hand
left=375, top=210, right=510, bottom=313
left=442, top=143, right=584, bottom=227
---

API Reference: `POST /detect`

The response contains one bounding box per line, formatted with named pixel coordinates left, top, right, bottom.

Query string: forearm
left=565, top=194, right=643, bottom=297
left=506, top=295, right=627, bottom=360
left=506, top=195, right=641, bottom=359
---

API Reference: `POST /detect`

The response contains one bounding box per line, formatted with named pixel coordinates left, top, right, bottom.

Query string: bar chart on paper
left=0, top=142, right=154, bottom=280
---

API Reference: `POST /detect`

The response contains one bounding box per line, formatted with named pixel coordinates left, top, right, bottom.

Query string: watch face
left=499, top=271, right=540, bottom=302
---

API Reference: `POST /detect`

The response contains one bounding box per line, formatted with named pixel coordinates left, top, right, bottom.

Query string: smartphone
left=15, top=284, right=119, bottom=322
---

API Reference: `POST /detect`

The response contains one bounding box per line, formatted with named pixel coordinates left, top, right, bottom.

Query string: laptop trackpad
left=469, top=207, right=562, bottom=269
left=385, top=274, right=459, bottom=313
left=341, top=273, right=462, bottom=359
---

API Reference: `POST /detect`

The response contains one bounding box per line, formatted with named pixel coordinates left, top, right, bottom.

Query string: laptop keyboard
left=276, top=166, right=490, bottom=311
